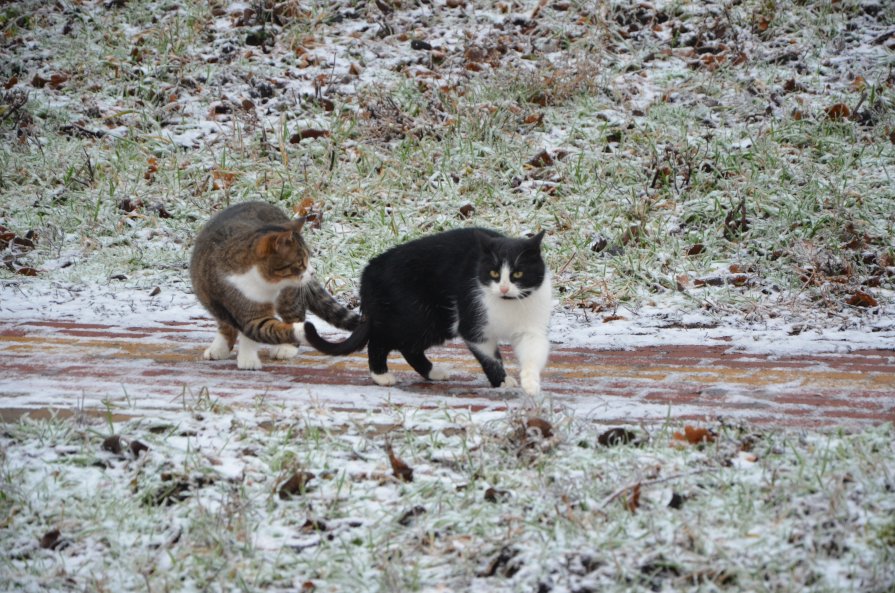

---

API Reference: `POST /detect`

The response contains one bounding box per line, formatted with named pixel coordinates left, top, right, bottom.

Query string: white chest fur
left=480, top=273, right=552, bottom=341
left=226, top=265, right=302, bottom=304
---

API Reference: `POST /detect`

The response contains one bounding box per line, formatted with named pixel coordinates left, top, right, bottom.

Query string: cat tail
left=304, top=279, right=362, bottom=331
left=303, top=318, right=370, bottom=355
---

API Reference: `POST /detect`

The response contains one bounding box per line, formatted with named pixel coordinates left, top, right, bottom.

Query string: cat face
left=254, top=220, right=312, bottom=284
left=477, top=231, right=546, bottom=300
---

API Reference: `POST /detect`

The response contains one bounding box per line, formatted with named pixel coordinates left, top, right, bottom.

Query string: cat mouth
left=500, top=291, right=531, bottom=300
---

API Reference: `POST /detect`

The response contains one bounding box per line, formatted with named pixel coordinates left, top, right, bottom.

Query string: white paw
left=203, top=335, right=232, bottom=360
left=371, top=372, right=397, bottom=386
left=500, top=375, right=518, bottom=388
left=292, top=323, right=305, bottom=345
left=270, top=344, right=299, bottom=360
left=521, top=370, right=541, bottom=396
left=237, top=352, right=263, bottom=370
left=429, top=365, right=452, bottom=381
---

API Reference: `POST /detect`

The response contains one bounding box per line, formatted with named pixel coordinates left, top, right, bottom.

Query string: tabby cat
left=303, top=228, right=551, bottom=395
left=190, top=201, right=359, bottom=370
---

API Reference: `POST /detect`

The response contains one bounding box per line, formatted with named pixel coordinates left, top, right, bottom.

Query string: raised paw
left=371, top=372, right=397, bottom=386
left=500, top=375, right=518, bottom=389
left=270, top=344, right=299, bottom=360
left=428, top=365, right=452, bottom=381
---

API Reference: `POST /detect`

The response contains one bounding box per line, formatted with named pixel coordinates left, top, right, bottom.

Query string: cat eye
left=512, top=271, right=523, bottom=279
left=489, top=270, right=500, bottom=279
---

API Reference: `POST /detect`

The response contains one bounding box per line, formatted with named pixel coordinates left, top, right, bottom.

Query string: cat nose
left=500, top=284, right=509, bottom=294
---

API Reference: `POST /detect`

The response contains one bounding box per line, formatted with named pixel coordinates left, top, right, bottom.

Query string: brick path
left=1, top=318, right=893, bottom=428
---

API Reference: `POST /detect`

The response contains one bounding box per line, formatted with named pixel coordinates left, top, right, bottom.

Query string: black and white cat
left=303, top=228, right=551, bottom=395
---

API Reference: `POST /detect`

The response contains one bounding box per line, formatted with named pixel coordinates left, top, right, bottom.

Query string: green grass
left=2, top=402, right=893, bottom=592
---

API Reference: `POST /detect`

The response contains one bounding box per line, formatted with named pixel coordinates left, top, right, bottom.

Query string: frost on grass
left=1, top=0, right=893, bottom=335
left=1, top=404, right=893, bottom=592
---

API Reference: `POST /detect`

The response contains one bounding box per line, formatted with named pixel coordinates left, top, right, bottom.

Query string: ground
left=1, top=0, right=895, bottom=591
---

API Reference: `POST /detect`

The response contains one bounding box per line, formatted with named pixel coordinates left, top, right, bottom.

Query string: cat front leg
left=368, top=340, right=396, bottom=386
left=466, top=340, right=512, bottom=388
left=237, top=333, right=264, bottom=370
left=512, top=332, right=549, bottom=396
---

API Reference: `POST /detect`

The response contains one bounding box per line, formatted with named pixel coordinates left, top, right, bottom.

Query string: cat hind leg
left=203, top=324, right=237, bottom=360
left=401, top=349, right=451, bottom=381
left=369, top=341, right=396, bottom=386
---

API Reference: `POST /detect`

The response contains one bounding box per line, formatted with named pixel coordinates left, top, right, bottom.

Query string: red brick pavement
left=1, top=318, right=893, bottom=428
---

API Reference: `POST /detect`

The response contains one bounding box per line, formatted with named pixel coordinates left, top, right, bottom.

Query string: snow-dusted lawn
left=3, top=403, right=894, bottom=592
left=1, top=0, right=894, bottom=590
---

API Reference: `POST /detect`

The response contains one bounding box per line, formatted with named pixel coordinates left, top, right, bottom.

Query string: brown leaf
left=39, top=529, right=62, bottom=550
left=484, top=487, right=510, bottom=503
left=16, top=267, right=40, bottom=277
left=102, top=434, right=123, bottom=454
left=4, top=75, right=17, bottom=90
left=458, top=203, right=475, bottom=219
left=527, top=149, right=554, bottom=168
left=847, top=291, right=878, bottom=308
left=294, top=197, right=316, bottom=218
left=825, top=103, right=851, bottom=120
left=783, top=78, right=807, bottom=93
left=278, top=471, right=316, bottom=499
left=623, top=483, right=641, bottom=513
left=603, top=314, right=626, bottom=323
left=792, top=109, right=805, bottom=121
left=118, top=198, right=143, bottom=213
left=673, top=425, right=715, bottom=445
left=130, top=440, right=149, bottom=456
left=686, top=244, right=704, bottom=256
left=349, top=63, right=362, bottom=76
left=528, top=92, right=550, bottom=107
left=525, top=417, right=554, bottom=438
left=851, top=76, right=866, bottom=92
left=289, top=129, right=330, bottom=143
left=241, top=98, right=255, bottom=110
left=523, top=113, right=543, bottom=125
left=48, top=73, right=68, bottom=90
left=385, top=442, right=414, bottom=482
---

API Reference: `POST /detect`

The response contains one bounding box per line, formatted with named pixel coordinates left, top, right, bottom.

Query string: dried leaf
left=825, top=103, right=851, bottom=120
left=484, top=487, right=510, bottom=503
left=603, top=314, right=626, bottom=323
left=102, top=434, right=123, bottom=454
left=16, top=267, right=40, bottom=277
left=527, top=150, right=554, bottom=168
left=525, top=417, right=554, bottom=438
left=39, top=529, right=62, bottom=550
left=458, top=203, right=475, bottom=219
left=289, top=129, right=330, bottom=143
left=4, top=76, right=17, bottom=90
left=278, top=471, right=316, bottom=499
left=673, top=425, right=715, bottom=444
left=623, top=483, right=641, bottom=513
left=686, top=244, right=705, bottom=256
left=847, top=291, right=878, bottom=308
left=385, top=442, right=414, bottom=482
left=130, top=440, right=149, bottom=456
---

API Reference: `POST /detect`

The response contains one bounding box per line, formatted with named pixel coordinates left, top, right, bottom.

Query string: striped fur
left=190, top=201, right=358, bottom=369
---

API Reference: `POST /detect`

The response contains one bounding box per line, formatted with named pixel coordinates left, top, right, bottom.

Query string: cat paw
left=500, top=375, right=518, bottom=389
left=371, top=372, right=397, bottom=386
left=203, top=335, right=232, bottom=360
left=521, top=370, right=541, bottom=396
left=237, top=353, right=263, bottom=370
left=270, top=344, right=299, bottom=360
left=428, top=365, right=452, bottom=381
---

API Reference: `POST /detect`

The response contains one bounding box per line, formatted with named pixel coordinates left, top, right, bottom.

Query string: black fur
left=303, top=227, right=547, bottom=384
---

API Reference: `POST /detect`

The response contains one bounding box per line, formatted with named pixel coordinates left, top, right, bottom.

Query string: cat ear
left=530, top=230, right=546, bottom=245
left=255, top=230, right=294, bottom=257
